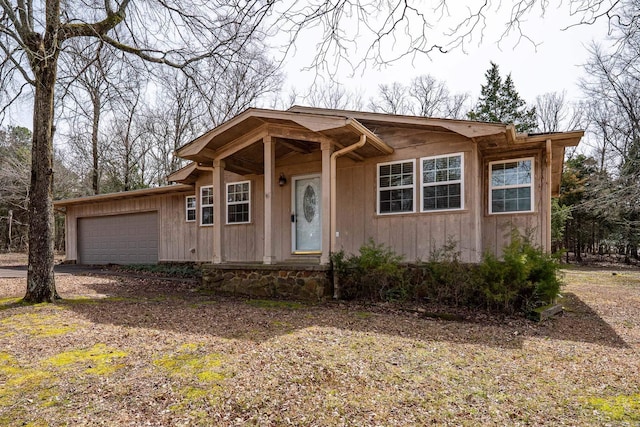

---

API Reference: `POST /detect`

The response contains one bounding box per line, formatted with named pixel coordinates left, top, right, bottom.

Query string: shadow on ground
left=48, top=274, right=631, bottom=351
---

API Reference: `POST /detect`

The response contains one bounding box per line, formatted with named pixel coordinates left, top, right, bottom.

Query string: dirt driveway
left=0, top=254, right=112, bottom=279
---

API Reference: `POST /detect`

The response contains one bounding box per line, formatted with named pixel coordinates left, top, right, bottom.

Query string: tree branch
left=59, top=0, right=130, bottom=40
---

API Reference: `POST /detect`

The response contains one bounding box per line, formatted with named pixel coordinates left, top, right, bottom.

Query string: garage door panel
left=78, top=212, right=158, bottom=264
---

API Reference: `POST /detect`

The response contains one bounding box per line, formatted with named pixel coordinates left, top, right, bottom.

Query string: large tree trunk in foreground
left=24, top=57, right=59, bottom=303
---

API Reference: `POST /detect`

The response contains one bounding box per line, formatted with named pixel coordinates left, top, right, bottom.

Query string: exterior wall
left=481, top=149, right=550, bottom=257
left=63, top=191, right=198, bottom=263
left=333, top=134, right=551, bottom=262
left=334, top=133, right=484, bottom=262
left=194, top=171, right=265, bottom=262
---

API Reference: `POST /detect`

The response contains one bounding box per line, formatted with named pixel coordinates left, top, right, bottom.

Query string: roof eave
left=54, top=184, right=195, bottom=208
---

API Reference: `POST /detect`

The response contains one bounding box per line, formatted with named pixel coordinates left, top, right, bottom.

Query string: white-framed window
left=489, top=157, right=534, bottom=214
left=227, top=181, right=251, bottom=224
left=200, top=186, right=214, bottom=226
left=377, top=160, right=415, bottom=215
left=420, top=153, right=464, bottom=211
left=185, top=195, right=196, bottom=222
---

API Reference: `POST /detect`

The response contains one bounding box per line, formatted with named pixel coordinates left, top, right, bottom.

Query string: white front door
left=292, top=174, right=322, bottom=253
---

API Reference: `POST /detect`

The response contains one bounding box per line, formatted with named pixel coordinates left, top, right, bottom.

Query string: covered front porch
left=171, top=108, right=393, bottom=266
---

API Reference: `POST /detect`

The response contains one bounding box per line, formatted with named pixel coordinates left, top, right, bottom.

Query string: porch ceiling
left=175, top=108, right=392, bottom=169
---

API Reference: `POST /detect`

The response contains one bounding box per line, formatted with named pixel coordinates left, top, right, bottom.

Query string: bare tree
left=574, top=5, right=640, bottom=261
left=57, top=40, right=127, bottom=195
left=203, top=50, right=284, bottom=126
left=409, top=75, right=450, bottom=117
left=138, top=70, right=205, bottom=187
left=582, top=43, right=640, bottom=164
left=138, top=48, right=283, bottom=187
left=368, top=82, right=412, bottom=114
left=535, top=91, right=585, bottom=133
left=100, top=78, right=151, bottom=192
left=0, top=127, right=79, bottom=251
left=0, top=127, right=31, bottom=251
left=445, top=93, right=472, bottom=119
left=585, top=99, right=621, bottom=172
left=296, top=81, right=359, bottom=110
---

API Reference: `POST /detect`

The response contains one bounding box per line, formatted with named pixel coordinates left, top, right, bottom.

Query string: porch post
left=545, top=139, right=553, bottom=253
left=263, top=135, right=276, bottom=264
left=320, top=141, right=333, bottom=265
left=212, top=159, right=225, bottom=264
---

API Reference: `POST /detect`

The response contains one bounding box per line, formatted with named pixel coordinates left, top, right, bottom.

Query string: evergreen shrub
left=331, top=231, right=563, bottom=315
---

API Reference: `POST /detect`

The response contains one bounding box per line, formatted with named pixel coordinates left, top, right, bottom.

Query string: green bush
left=478, top=230, right=563, bottom=313
left=410, top=237, right=480, bottom=307
left=119, top=263, right=201, bottom=278
left=331, top=239, right=405, bottom=301
left=332, top=232, right=563, bottom=315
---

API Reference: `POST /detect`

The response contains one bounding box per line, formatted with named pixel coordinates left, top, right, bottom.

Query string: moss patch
left=0, top=311, right=78, bottom=337
left=354, top=311, right=373, bottom=319
left=153, top=343, right=224, bottom=382
left=45, top=343, right=128, bottom=376
left=246, top=299, right=305, bottom=310
left=0, top=351, right=57, bottom=417
left=153, top=343, right=227, bottom=415
left=587, top=393, right=640, bottom=421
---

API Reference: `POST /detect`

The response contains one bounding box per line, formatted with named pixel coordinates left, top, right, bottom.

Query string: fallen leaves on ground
left=0, top=256, right=638, bottom=426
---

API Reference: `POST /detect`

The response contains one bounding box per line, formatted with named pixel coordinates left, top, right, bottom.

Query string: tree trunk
left=24, top=56, right=59, bottom=303
left=92, top=95, right=100, bottom=194
left=7, top=209, right=12, bottom=251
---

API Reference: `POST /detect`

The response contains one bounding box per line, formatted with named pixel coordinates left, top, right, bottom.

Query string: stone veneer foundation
left=200, top=263, right=332, bottom=301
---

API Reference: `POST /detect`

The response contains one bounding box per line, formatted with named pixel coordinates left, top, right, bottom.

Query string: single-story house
left=55, top=106, right=582, bottom=298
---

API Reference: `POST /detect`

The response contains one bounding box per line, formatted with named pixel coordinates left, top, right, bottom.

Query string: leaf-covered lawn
left=0, top=260, right=638, bottom=426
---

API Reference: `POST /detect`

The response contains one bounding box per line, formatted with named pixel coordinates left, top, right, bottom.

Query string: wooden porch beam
left=267, top=124, right=331, bottom=145
left=278, top=139, right=312, bottom=154
left=226, top=156, right=264, bottom=175
left=215, top=124, right=269, bottom=160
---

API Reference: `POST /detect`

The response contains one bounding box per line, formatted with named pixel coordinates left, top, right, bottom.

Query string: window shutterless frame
left=200, top=185, right=214, bottom=226
left=488, top=157, right=535, bottom=214
left=185, top=195, right=196, bottom=222
left=226, top=180, right=251, bottom=224
left=420, top=153, right=464, bottom=212
left=377, top=159, right=416, bottom=215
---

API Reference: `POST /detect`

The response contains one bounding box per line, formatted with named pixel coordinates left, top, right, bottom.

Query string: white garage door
left=77, top=212, right=159, bottom=264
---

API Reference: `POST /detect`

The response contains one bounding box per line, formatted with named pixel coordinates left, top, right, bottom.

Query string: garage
left=77, top=212, right=159, bottom=264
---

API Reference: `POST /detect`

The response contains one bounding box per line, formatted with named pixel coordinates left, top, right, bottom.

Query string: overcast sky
left=280, top=4, right=614, bottom=109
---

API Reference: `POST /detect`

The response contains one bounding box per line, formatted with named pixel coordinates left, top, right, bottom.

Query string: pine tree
left=467, top=62, right=537, bottom=132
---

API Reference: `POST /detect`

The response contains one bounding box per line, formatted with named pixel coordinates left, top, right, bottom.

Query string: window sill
left=376, top=209, right=469, bottom=218
left=486, top=210, right=536, bottom=216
